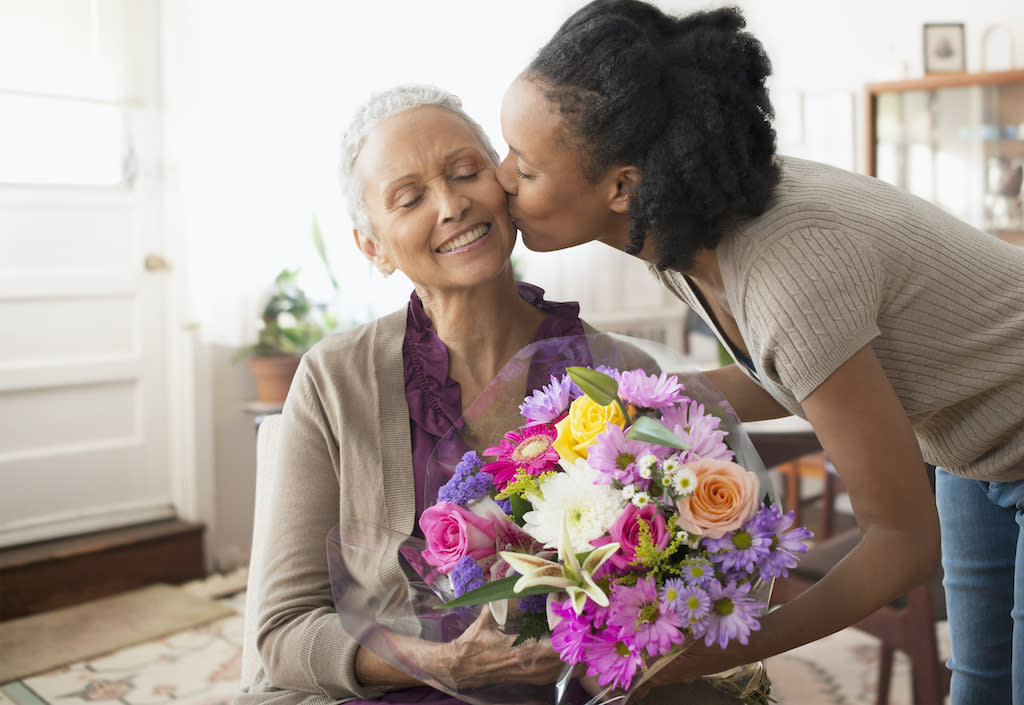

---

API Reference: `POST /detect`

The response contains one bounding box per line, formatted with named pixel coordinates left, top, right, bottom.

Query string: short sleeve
left=736, top=226, right=883, bottom=402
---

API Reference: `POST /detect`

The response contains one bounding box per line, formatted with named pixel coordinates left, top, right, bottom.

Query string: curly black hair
left=526, top=0, right=781, bottom=271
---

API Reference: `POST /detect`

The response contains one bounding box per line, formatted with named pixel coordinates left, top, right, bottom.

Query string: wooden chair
left=771, top=518, right=949, bottom=705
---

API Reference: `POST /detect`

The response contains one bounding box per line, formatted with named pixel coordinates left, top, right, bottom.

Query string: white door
left=0, top=152, right=174, bottom=548
left=0, top=0, right=174, bottom=548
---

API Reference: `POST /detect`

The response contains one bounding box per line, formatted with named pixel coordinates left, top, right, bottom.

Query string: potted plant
left=236, top=265, right=337, bottom=402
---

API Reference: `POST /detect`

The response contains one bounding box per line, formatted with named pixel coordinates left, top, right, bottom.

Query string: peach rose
left=674, top=458, right=760, bottom=539
left=554, top=395, right=627, bottom=462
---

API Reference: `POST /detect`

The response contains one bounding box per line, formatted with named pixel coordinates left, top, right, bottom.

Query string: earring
left=378, top=263, right=395, bottom=278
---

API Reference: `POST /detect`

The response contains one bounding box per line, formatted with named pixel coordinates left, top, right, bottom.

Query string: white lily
left=500, top=512, right=620, bottom=615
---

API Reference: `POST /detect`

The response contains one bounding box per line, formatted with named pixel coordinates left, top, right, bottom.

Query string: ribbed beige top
left=655, top=156, right=1024, bottom=481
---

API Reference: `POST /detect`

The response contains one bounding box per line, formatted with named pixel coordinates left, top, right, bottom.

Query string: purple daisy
left=704, top=521, right=774, bottom=574
left=681, top=555, right=717, bottom=588
left=660, top=401, right=734, bottom=462
left=586, top=423, right=659, bottom=485
left=607, top=576, right=686, bottom=657
left=701, top=580, right=764, bottom=649
left=753, top=504, right=813, bottom=579
left=584, top=629, right=644, bottom=691
left=550, top=599, right=592, bottom=665
left=481, top=423, right=560, bottom=491
left=520, top=374, right=573, bottom=423
left=617, top=370, right=687, bottom=410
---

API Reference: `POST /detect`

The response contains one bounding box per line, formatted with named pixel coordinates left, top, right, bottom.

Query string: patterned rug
left=0, top=581, right=948, bottom=705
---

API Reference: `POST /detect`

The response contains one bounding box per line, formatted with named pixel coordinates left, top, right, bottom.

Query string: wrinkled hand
left=435, top=607, right=566, bottom=690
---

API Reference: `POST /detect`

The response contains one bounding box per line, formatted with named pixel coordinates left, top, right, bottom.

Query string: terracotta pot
left=247, top=355, right=302, bottom=403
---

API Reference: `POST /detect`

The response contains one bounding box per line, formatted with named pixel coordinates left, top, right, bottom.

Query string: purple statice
left=617, top=369, right=687, bottom=410
left=520, top=374, right=573, bottom=423
left=437, top=451, right=494, bottom=506
left=660, top=401, right=734, bottom=463
left=584, top=629, right=644, bottom=690
left=704, top=519, right=774, bottom=575
left=449, top=555, right=485, bottom=597
left=607, top=576, right=686, bottom=657
left=518, top=593, right=547, bottom=614
left=550, top=599, right=591, bottom=665
left=752, top=504, right=813, bottom=579
left=680, top=555, right=717, bottom=589
left=586, top=423, right=658, bottom=485
left=701, top=580, right=764, bottom=649
left=495, top=496, right=513, bottom=516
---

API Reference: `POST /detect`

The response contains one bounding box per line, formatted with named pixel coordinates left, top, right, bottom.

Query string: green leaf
left=436, top=575, right=560, bottom=609
left=566, top=366, right=620, bottom=406
left=625, top=415, right=691, bottom=451
left=509, top=493, right=531, bottom=526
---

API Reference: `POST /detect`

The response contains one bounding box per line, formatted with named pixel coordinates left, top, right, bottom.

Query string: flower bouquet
left=327, top=334, right=811, bottom=705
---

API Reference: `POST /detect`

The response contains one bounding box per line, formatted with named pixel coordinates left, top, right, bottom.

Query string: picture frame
left=923, top=23, right=966, bottom=73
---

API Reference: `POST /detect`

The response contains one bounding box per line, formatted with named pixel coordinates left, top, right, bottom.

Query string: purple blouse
left=403, top=282, right=584, bottom=526
left=345, top=283, right=586, bottom=705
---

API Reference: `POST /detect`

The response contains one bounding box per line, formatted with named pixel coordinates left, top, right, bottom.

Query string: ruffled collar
left=403, top=282, right=582, bottom=439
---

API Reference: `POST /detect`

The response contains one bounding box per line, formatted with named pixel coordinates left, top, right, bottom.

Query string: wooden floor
left=0, top=519, right=206, bottom=621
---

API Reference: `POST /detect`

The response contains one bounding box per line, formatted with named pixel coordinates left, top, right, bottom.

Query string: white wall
left=162, top=0, right=1024, bottom=570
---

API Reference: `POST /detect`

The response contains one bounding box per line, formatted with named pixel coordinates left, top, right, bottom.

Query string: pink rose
left=419, top=502, right=499, bottom=573
left=674, top=458, right=760, bottom=539
left=592, top=503, right=670, bottom=572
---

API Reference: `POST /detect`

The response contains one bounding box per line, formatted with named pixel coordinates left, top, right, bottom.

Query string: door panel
left=0, top=188, right=172, bottom=548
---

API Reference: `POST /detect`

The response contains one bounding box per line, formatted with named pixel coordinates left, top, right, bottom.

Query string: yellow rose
left=554, top=395, right=627, bottom=462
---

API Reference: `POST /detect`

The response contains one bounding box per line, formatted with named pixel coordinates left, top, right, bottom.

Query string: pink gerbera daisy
left=481, top=423, right=560, bottom=490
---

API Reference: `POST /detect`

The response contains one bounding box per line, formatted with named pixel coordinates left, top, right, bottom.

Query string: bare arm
left=649, top=345, right=941, bottom=680
left=702, top=364, right=791, bottom=422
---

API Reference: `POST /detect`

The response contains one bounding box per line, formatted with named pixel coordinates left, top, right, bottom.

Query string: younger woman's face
left=497, top=76, right=626, bottom=253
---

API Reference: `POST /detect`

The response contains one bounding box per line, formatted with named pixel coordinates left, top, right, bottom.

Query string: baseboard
left=0, top=519, right=206, bottom=621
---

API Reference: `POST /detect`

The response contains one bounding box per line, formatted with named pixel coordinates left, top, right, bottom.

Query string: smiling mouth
left=436, top=224, right=489, bottom=253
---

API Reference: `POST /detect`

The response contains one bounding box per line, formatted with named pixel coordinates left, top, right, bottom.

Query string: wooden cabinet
left=865, top=69, right=1024, bottom=246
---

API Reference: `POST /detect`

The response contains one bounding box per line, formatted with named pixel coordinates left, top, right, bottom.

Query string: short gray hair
left=339, top=84, right=499, bottom=238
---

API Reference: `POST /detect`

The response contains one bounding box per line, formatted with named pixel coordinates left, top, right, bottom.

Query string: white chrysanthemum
left=621, top=484, right=637, bottom=500
left=523, top=457, right=625, bottom=554
left=638, top=453, right=659, bottom=473
left=662, top=453, right=681, bottom=474
left=631, top=491, right=652, bottom=507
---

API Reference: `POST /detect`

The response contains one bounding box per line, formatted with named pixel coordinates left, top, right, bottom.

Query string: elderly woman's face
left=355, top=106, right=515, bottom=291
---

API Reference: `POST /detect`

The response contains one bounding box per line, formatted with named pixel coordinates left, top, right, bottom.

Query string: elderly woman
left=233, top=85, right=580, bottom=705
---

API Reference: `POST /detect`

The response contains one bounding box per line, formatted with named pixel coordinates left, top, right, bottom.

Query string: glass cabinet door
left=867, top=70, right=1024, bottom=246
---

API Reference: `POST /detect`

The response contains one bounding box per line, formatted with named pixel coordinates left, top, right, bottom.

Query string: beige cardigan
left=235, top=308, right=413, bottom=705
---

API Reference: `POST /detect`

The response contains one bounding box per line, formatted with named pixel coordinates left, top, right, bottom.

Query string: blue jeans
left=935, top=468, right=1024, bottom=705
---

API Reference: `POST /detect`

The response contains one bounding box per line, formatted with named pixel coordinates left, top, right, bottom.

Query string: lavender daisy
left=607, top=576, right=686, bottom=657
left=681, top=555, right=717, bottom=588
left=520, top=374, right=573, bottom=423
left=617, top=370, right=687, bottom=410
left=702, top=580, right=764, bottom=649
left=660, top=401, right=733, bottom=462
left=704, top=521, right=773, bottom=574
left=587, top=423, right=658, bottom=485
left=754, top=504, right=814, bottom=579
